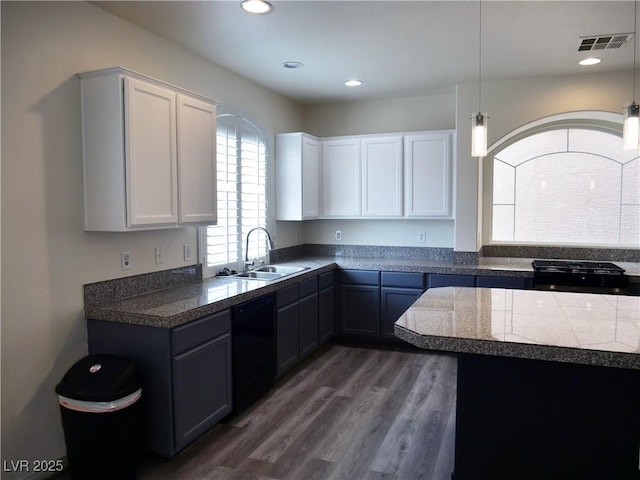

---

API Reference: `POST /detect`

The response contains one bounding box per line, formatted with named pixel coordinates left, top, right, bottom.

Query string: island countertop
left=395, top=287, right=640, bottom=370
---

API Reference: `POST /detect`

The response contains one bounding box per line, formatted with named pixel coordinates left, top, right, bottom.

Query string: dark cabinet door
left=339, top=284, right=380, bottom=337
left=276, top=302, right=299, bottom=376
left=380, top=287, right=423, bottom=340
left=318, top=285, right=335, bottom=344
left=172, top=333, right=232, bottom=452
left=299, top=293, right=319, bottom=359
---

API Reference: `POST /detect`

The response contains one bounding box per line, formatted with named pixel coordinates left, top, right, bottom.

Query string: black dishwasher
left=231, top=295, right=276, bottom=414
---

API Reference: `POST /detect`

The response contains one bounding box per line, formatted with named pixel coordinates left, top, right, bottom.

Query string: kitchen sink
left=254, top=265, right=309, bottom=275
left=232, top=265, right=309, bottom=282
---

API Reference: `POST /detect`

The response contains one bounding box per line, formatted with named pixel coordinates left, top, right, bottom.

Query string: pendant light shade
left=472, top=113, right=488, bottom=157
left=623, top=102, right=640, bottom=150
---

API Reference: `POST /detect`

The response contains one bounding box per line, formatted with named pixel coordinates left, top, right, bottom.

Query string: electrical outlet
left=155, top=247, right=163, bottom=265
left=335, top=230, right=342, bottom=241
left=184, top=244, right=191, bottom=262
left=121, top=251, right=132, bottom=271
left=417, top=231, right=427, bottom=243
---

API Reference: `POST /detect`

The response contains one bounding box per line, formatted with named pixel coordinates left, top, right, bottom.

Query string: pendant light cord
left=634, top=0, right=637, bottom=103
left=478, top=0, right=482, bottom=113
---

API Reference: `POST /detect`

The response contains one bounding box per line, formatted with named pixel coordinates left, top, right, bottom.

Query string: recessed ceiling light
left=579, top=57, right=602, bottom=66
left=345, top=80, right=363, bottom=87
left=240, top=0, right=272, bottom=14
left=282, top=61, right=304, bottom=69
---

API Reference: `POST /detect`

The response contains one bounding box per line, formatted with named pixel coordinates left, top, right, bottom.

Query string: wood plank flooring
left=139, top=344, right=458, bottom=480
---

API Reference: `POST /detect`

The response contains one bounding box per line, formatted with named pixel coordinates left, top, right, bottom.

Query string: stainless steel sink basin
left=254, top=265, right=309, bottom=275
left=233, top=271, right=285, bottom=281
left=232, top=265, right=309, bottom=282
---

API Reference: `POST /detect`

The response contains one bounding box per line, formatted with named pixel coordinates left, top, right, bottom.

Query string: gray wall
left=1, top=2, right=302, bottom=476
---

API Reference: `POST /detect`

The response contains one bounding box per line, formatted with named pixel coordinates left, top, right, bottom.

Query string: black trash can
left=56, top=354, right=143, bottom=480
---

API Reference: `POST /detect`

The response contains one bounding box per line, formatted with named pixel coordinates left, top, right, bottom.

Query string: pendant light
left=623, top=0, right=639, bottom=150
left=471, top=0, right=488, bottom=158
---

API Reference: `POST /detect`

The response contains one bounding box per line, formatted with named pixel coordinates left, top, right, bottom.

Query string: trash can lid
left=55, top=354, right=141, bottom=402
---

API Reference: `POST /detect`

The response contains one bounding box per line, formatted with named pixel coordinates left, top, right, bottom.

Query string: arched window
left=202, top=111, right=269, bottom=277
left=489, top=123, right=639, bottom=246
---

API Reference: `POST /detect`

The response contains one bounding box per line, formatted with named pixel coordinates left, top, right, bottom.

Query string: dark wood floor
left=139, top=343, right=458, bottom=480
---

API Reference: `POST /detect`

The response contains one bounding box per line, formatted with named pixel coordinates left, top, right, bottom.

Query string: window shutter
left=203, top=114, right=268, bottom=277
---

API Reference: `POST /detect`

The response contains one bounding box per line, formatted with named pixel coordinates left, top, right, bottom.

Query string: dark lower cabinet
left=476, top=275, right=533, bottom=289
left=454, top=353, right=640, bottom=480
left=380, top=287, right=423, bottom=340
left=339, top=270, right=428, bottom=342
left=428, top=274, right=476, bottom=288
left=172, top=333, right=231, bottom=452
left=429, top=273, right=533, bottom=289
left=299, top=278, right=319, bottom=359
left=318, top=271, right=335, bottom=345
left=87, top=309, right=232, bottom=457
left=276, top=285, right=300, bottom=377
left=276, top=276, right=324, bottom=377
left=339, top=284, right=381, bottom=336
left=380, top=272, right=426, bottom=342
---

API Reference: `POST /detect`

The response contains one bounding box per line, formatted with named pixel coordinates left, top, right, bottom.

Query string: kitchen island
left=395, top=287, right=640, bottom=480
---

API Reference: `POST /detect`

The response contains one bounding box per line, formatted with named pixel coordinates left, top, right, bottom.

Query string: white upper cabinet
left=404, top=132, right=452, bottom=217
left=79, top=67, right=218, bottom=231
left=361, top=136, right=403, bottom=217
left=274, top=129, right=452, bottom=221
left=124, top=77, right=179, bottom=227
left=177, top=94, right=217, bottom=225
left=322, top=138, right=361, bottom=217
left=276, top=133, right=321, bottom=220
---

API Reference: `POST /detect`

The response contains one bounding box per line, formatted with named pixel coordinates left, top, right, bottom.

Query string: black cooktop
left=532, top=259, right=628, bottom=291
left=532, top=260, right=626, bottom=275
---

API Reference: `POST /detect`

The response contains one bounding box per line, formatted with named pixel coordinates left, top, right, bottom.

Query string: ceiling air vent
left=578, top=33, right=633, bottom=51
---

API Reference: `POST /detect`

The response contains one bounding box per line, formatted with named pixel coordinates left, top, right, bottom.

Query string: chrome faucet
left=245, top=227, right=275, bottom=270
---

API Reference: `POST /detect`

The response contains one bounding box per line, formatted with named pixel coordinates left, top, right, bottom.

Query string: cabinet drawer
left=277, top=284, right=299, bottom=308
left=319, top=271, right=335, bottom=290
left=428, top=274, right=476, bottom=288
left=339, top=269, right=380, bottom=285
left=172, top=310, right=231, bottom=355
left=299, top=277, right=318, bottom=298
left=476, top=276, right=533, bottom=289
left=381, top=272, right=425, bottom=289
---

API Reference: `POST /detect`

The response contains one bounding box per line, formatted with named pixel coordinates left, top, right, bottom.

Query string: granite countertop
left=330, top=255, right=640, bottom=278
left=85, top=255, right=640, bottom=330
left=395, top=286, right=640, bottom=370
left=85, top=258, right=337, bottom=328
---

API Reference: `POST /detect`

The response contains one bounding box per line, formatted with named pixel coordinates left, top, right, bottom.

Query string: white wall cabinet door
left=177, top=94, right=217, bottom=225
left=276, top=133, right=320, bottom=220
left=404, top=132, right=452, bottom=217
left=125, top=77, right=179, bottom=227
left=301, top=136, right=321, bottom=219
left=80, top=67, right=218, bottom=231
left=361, top=136, right=403, bottom=217
left=322, top=138, right=361, bottom=217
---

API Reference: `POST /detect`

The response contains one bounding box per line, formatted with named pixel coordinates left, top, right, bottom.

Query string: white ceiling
left=93, top=1, right=638, bottom=105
